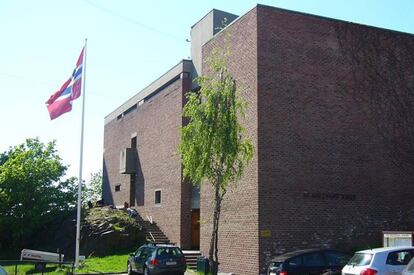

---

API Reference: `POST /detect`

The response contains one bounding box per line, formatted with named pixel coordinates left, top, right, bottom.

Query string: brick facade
left=199, top=8, right=259, bottom=275
left=103, top=5, right=414, bottom=275
left=255, top=6, right=414, bottom=273
left=103, top=71, right=193, bottom=248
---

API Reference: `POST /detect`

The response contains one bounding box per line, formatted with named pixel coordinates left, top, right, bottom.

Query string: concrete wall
left=191, top=9, right=238, bottom=79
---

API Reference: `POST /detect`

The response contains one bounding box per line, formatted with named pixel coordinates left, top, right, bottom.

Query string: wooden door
left=191, top=209, right=200, bottom=249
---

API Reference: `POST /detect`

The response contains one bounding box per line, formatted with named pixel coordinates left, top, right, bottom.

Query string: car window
left=407, top=258, right=414, bottom=272
left=156, top=247, right=183, bottom=258
left=303, top=252, right=325, bottom=267
left=287, top=256, right=302, bottom=267
left=135, top=247, right=144, bottom=257
left=324, top=251, right=349, bottom=266
left=386, top=250, right=414, bottom=266
left=140, top=247, right=154, bottom=259
left=347, top=253, right=373, bottom=266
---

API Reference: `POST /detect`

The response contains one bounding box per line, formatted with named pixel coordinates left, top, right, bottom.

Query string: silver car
left=342, top=246, right=414, bottom=275
left=0, top=266, right=7, bottom=275
left=402, top=257, right=414, bottom=275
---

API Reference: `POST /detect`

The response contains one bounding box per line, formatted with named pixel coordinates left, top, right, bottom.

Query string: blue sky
left=0, top=0, right=413, bottom=182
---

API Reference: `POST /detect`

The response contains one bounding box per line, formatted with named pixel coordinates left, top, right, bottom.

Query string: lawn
left=3, top=262, right=73, bottom=275
left=2, top=252, right=131, bottom=274
left=75, top=253, right=130, bottom=274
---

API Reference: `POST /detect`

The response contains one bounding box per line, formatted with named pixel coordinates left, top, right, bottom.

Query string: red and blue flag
left=46, top=48, right=84, bottom=120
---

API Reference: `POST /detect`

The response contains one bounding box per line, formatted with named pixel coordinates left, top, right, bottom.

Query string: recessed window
left=115, top=185, right=121, bottom=192
left=155, top=190, right=161, bottom=204
left=131, top=136, right=137, bottom=148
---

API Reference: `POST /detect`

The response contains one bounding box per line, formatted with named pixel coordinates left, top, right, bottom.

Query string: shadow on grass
left=26, top=265, right=73, bottom=274
left=26, top=266, right=57, bottom=274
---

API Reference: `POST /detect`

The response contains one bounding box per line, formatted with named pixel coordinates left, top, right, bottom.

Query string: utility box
left=119, top=148, right=137, bottom=174
left=197, top=256, right=209, bottom=274
left=383, top=231, right=414, bottom=247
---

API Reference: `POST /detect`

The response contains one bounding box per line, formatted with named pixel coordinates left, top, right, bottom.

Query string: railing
left=0, top=259, right=75, bottom=275
left=149, top=231, right=156, bottom=242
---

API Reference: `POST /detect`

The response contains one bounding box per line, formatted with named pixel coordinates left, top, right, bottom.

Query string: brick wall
left=103, top=5, right=414, bottom=275
left=200, top=7, right=259, bottom=275
left=103, top=73, right=193, bottom=248
left=257, top=5, right=414, bottom=274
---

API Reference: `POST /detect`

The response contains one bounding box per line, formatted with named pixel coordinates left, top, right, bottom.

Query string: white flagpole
left=75, top=38, right=87, bottom=268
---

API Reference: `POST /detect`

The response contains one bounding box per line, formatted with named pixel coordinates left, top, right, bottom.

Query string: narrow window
left=130, top=135, right=137, bottom=207
left=131, top=136, right=137, bottom=148
left=115, top=185, right=121, bottom=192
left=155, top=190, right=161, bottom=204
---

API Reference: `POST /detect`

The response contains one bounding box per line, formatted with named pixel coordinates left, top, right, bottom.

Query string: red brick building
left=103, top=5, right=414, bottom=274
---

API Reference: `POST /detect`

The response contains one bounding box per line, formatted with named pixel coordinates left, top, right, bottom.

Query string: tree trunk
left=208, top=183, right=223, bottom=275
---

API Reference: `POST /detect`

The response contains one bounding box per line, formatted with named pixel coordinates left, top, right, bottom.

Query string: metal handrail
left=149, top=231, right=156, bottom=242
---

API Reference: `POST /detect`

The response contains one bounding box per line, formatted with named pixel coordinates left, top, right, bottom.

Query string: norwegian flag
left=46, top=48, right=84, bottom=120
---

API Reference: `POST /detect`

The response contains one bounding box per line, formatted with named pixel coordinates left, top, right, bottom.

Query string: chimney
left=190, top=9, right=238, bottom=81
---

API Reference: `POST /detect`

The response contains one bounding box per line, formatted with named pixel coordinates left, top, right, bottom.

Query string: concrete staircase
left=183, top=250, right=202, bottom=270
left=135, top=213, right=201, bottom=270
left=136, top=214, right=170, bottom=243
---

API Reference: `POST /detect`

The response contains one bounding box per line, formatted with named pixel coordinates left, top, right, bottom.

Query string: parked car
left=342, top=246, right=414, bottom=275
left=127, top=243, right=186, bottom=275
left=267, top=249, right=350, bottom=275
left=403, top=257, right=414, bottom=275
left=0, top=265, right=7, bottom=275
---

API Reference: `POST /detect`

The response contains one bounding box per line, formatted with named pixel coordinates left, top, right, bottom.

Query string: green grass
left=3, top=263, right=72, bottom=275
left=75, top=253, right=131, bottom=274
left=2, top=252, right=131, bottom=274
left=186, top=270, right=212, bottom=275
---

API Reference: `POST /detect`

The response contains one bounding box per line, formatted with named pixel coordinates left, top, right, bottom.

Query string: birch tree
left=179, top=47, right=253, bottom=274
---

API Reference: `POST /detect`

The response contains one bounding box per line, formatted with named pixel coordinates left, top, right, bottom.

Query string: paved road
left=112, top=271, right=230, bottom=275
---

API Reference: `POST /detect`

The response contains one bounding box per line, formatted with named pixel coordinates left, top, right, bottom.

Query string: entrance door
left=191, top=209, right=200, bottom=249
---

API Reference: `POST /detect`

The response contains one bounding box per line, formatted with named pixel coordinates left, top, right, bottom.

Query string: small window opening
left=155, top=190, right=161, bottom=204
left=115, top=185, right=121, bottom=192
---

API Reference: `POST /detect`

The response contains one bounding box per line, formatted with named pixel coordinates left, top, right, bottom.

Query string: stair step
left=134, top=213, right=171, bottom=244
left=182, top=250, right=202, bottom=270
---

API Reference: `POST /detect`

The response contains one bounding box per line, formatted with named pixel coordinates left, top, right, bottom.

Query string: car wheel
left=127, top=262, right=134, bottom=275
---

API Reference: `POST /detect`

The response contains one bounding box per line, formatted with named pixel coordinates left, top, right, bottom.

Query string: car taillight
left=150, top=258, right=158, bottom=266
left=279, top=271, right=288, bottom=275
left=181, top=257, right=186, bottom=264
left=360, top=268, right=377, bottom=275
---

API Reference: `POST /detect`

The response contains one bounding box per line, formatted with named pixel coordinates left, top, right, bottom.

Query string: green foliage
left=0, top=138, right=77, bottom=251
left=84, top=206, right=135, bottom=226
left=179, top=48, right=254, bottom=191
left=82, top=170, right=102, bottom=206
left=179, top=38, right=254, bottom=274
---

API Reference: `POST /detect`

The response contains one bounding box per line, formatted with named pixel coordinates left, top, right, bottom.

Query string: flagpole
left=75, top=38, right=87, bottom=268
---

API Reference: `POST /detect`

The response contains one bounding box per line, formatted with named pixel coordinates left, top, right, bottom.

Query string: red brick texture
left=103, top=73, right=193, bottom=248
left=199, top=5, right=414, bottom=274
left=256, top=5, right=414, bottom=274
left=200, top=8, right=259, bottom=275
left=103, top=5, right=414, bottom=275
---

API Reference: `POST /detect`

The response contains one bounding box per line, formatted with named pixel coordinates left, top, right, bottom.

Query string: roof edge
left=104, top=59, right=193, bottom=125
left=256, top=4, right=414, bottom=37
